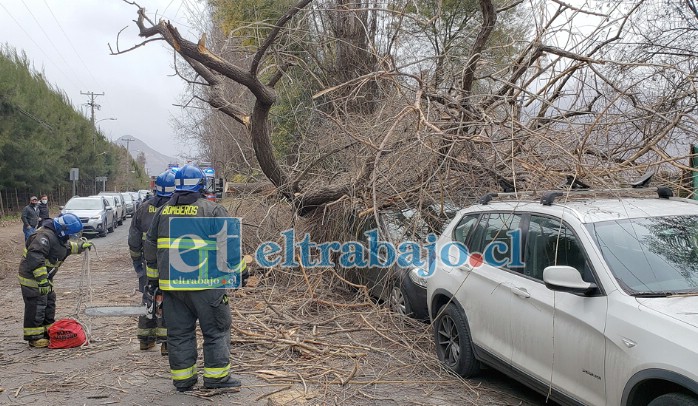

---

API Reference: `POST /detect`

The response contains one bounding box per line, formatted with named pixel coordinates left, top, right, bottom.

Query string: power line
left=0, top=1, right=82, bottom=92
left=21, top=0, right=87, bottom=90
left=42, top=0, right=100, bottom=87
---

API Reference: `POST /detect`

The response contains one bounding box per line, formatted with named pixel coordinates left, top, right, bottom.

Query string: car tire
left=107, top=219, right=115, bottom=233
left=648, top=393, right=698, bottom=406
left=389, top=283, right=412, bottom=317
left=118, top=217, right=124, bottom=226
left=433, top=303, right=480, bottom=377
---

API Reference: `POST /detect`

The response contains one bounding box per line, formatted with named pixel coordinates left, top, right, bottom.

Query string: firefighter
left=17, top=213, right=93, bottom=347
left=144, top=164, right=246, bottom=392
left=128, top=169, right=175, bottom=354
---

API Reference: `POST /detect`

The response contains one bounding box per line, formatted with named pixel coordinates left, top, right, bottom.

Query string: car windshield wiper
left=632, top=291, right=675, bottom=297
left=632, top=291, right=698, bottom=297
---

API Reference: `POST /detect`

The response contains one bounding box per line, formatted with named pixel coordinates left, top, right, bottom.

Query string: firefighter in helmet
left=17, top=213, right=92, bottom=347
left=129, top=169, right=175, bottom=354
left=144, top=164, right=246, bottom=392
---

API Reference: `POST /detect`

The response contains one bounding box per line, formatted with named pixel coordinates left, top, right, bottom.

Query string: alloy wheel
left=436, top=314, right=460, bottom=367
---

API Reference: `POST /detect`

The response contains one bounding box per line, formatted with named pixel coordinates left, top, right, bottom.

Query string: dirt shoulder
left=0, top=216, right=543, bottom=405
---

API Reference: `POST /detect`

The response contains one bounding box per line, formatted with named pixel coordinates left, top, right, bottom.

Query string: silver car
left=121, top=192, right=135, bottom=217
left=98, top=192, right=125, bottom=225
left=60, top=196, right=115, bottom=237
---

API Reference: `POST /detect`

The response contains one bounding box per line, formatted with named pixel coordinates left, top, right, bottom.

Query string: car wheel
left=118, top=217, right=124, bottom=225
left=648, top=393, right=698, bottom=406
left=99, top=220, right=108, bottom=237
left=433, top=303, right=480, bottom=377
left=107, top=219, right=115, bottom=233
left=389, top=283, right=412, bottom=317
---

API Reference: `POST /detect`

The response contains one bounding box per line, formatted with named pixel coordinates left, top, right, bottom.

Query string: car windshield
left=65, top=198, right=102, bottom=210
left=589, top=216, right=698, bottom=295
left=122, top=194, right=132, bottom=202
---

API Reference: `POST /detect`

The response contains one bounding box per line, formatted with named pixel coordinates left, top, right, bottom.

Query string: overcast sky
left=0, top=0, right=207, bottom=158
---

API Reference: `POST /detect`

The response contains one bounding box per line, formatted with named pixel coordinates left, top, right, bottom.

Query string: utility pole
left=123, top=136, right=135, bottom=190
left=81, top=91, right=104, bottom=152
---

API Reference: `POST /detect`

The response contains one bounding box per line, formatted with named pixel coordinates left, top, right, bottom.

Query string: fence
left=0, top=180, right=103, bottom=217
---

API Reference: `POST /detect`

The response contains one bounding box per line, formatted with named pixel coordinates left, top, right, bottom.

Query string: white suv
left=427, top=191, right=698, bottom=406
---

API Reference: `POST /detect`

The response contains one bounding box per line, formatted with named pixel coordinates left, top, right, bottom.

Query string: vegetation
left=108, top=0, right=697, bottom=232
left=0, top=46, right=145, bottom=208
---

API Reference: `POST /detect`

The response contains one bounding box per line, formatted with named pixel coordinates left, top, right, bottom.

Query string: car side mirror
left=106, top=205, right=113, bottom=210
left=543, top=265, right=597, bottom=295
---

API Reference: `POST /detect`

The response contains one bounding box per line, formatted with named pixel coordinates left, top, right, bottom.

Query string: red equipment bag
left=48, top=318, right=87, bottom=349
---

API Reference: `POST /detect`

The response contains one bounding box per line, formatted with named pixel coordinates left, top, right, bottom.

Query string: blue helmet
left=53, top=213, right=83, bottom=239
left=155, top=169, right=176, bottom=197
left=174, top=164, right=205, bottom=192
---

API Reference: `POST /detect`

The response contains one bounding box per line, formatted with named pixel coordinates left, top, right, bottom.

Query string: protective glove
left=38, top=279, right=52, bottom=295
left=78, top=241, right=93, bottom=253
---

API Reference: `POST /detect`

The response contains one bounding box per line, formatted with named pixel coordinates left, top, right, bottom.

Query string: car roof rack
left=477, top=172, right=673, bottom=206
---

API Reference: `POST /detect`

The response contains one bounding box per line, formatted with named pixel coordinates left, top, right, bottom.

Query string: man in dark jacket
left=128, top=170, right=175, bottom=354
left=21, top=196, right=40, bottom=241
left=144, top=164, right=246, bottom=392
left=17, top=213, right=92, bottom=347
left=37, top=195, right=50, bottom=223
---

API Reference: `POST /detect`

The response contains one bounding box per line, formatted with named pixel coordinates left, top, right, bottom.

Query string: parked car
left=97, top=194, right=121, bottom=228
left=138, top=189, right=151, bottom=202
left=121, top=192, right=135, bottom=217
left=98, top=192, right=125, bottom=225
left=427, top=190, right=698, bottom=405
left=60, top=196, right=114, bottom=237
left=338, top=202, right=458, bottom=320
left=129, top=191, right=141, bottom=211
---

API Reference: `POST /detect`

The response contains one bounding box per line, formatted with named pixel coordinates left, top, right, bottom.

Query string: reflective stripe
left=155, top=327, right=167, bottom=338
left=18, top=275, right=39, bottom=287
left=70, top=241, right=79, bottom=254
left=180, top=178, right=201, bottom=186
left=22, top=248, right=27, bottom=257
left=24, top=326, right=45, bottom=336
left=157, top=237, right=214, bottom=250
left=137, top=328, right=156, bottom=337
left=203, top=364, right=230, bottom=379
left=130, top=250, right=142, bottom=259
left=141, top=232, right=147, bottom=239
left=146, top=266, right=159, bottom=278
left=45, top=259, right=58, bottom=267
left=171, top=365, right=196, bottom=381
left=159, top=279, right=205, bottom=291
left=32, top=267, right=48, bottom=279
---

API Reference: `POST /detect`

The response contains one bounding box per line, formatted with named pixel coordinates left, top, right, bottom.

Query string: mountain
left=115, top=135, right=179, bottom=177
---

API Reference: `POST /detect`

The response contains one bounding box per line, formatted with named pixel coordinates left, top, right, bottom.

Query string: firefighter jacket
left=128, top=196, right=169, bottom=261
left=144, top=191, right=246, bottom=291
left=17, top=223, right=82, bottom=288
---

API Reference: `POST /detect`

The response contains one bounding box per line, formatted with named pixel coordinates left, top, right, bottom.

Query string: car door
left=459, top=212, right=523, bottom=363
left=546, top=217, right=607, bottom=404
left=510, top=214, right=606, bottom=404
left=508, top=214, right=556, bottom=387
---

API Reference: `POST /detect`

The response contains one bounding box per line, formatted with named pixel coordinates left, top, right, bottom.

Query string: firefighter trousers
left=21, top=285, right=56, bottom=341
left=163, top=290, right=232, bottom=390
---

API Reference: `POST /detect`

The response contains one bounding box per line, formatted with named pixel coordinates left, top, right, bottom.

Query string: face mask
left=41, top=199, right=48, bottom=204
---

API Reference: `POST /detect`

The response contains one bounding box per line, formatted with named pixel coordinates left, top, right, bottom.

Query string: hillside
left=115, top=135, right=179, bottom=176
